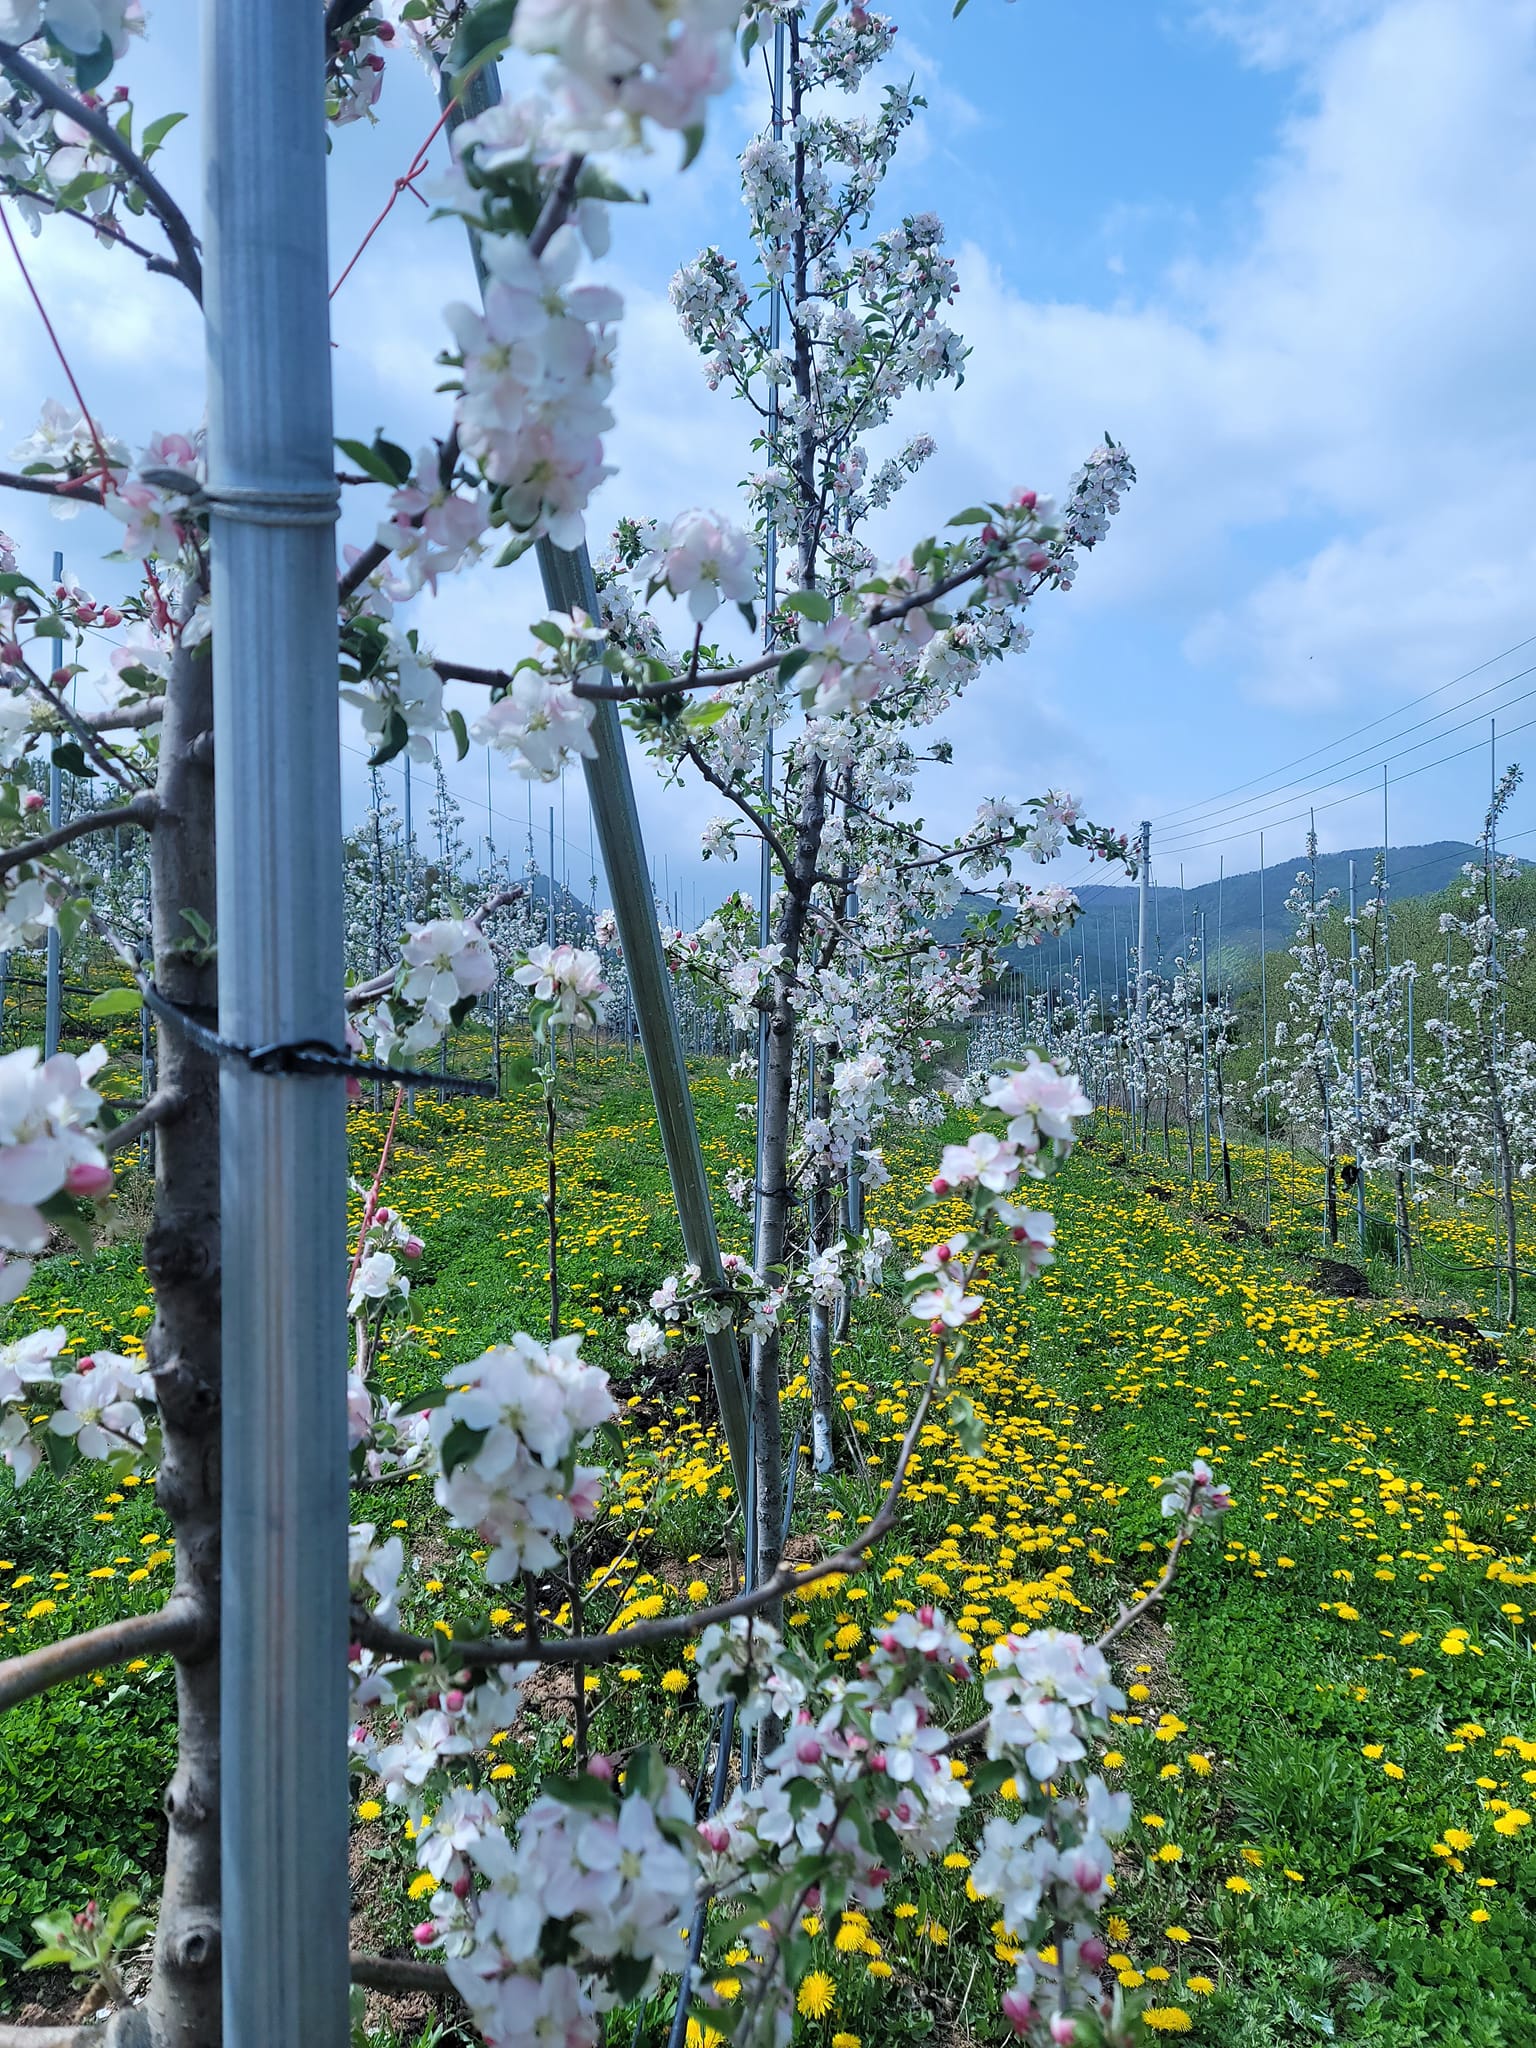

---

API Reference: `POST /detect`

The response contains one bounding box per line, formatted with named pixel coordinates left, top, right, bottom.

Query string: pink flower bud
left=1049, top=2016, right=1076, bottom=2045
left=1001, top=1991, right=1034, bottom=2035
left=1079, top=1937, right=1107, bottom=1969
left=796, top=1737, right=821, bottom=1765
left=23, top=790, right=45, bottom=812
left=101, top=607, right=122, bottom=627
left=868, top=1752, right=887, bottom=1774
left=935, top=1243, right=952, bottom=1262
left=402, top=1237, right=425, bottom=1259
left=929, top=1176, right=948, bottom=1195
left=452, top=1872, right=472, bottom=1899
left=444, top=1689, right=465, bottom=1713
left=587, top=1754, right=615, bottom=1780
left=699, top=1821, right=729, bottom=1852
left=413, top=1922, right=437, bottom=1947
left=65, top=1161, right=114, bottom=1200
left=0, top=641, right=22, bottom=664
left=1024, top=548, right=1051, bottom=573
left=79, top=1355, right=96, bottom=1373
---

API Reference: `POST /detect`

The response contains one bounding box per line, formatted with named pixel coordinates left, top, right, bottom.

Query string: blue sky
left=4, top=0, right=1536, bottom=918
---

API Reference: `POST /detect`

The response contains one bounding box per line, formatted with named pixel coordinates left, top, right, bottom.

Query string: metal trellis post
left=205, top=0, right=351, bottom=2041
left=45, top=548, right=63, bottom=1058
left=1348, top=859, right=1367, bottom=1249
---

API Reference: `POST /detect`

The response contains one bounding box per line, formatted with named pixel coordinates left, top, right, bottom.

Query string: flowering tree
left=1261, top=838, right=1349, bottom=1242
left=0, top=3, right=1209, bottom=2047
left=1420, top=769, right=1536, bottom=1323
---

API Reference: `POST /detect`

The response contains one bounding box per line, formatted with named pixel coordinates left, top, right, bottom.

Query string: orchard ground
left=0, top=1045, right=1532, bottom=2046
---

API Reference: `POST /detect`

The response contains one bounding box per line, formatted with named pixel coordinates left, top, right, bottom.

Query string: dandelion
left=1225, top=1875, right=1252, bottom=1893
left=1143, top=2009, right=1194, bottom=2034
left=797, top=1972, right=836, bottom=2020
left=660, top=1669, right=689, bottom=1694
left=1165, top=1926, right=1191, bottom=1944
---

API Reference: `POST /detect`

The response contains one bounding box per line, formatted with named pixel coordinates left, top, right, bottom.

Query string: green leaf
left=574, top=165, right=642, bottom=206
left=949, top=506, right=994, bottom=526
left=777, top=647, right=812, bottom=682
left=394, top=1386, right=449, bottom=1416
left=680, top=122, right=706, bottom=171
left=437, top=1419, right=488, bottom=1479
left=336, top=437, right=411, bottom=488
left=141, top=111, right=188, bottom=154
left=51, top=741, right=92, bottom=779
left=447, top=0, right=519, bottom=76
left=504, top=1055, right=542, bottom=1091
left=607, top=1952, right=652, bottom=2002
left=539, top=1772, right=619, bottom=1816
left=447, top=707, right=470, bottom=762
left=740, top=16, right=760, bottom=59
left=682, top=695, right=732, bottom=730
left=813, top=0, right=838, bottom=29
left=88, top=987, right=144, bottom=1018
left=529, top=619, right=567, bottom=649
left=736, top=599, right=758, bottom=632
left=968, top=1757, right=1016, bottom=1800
left=44, top=1429, right=79, bottom=1481
left=38, top=1189, right=96, bottom=1251
left=22, top=1945, right=78, bottom=1972
left=948, top=1393, right=985, bottom=1459
left=369, top=709, right=411, bottom=769
left=783, top=589, right=832, bottom=624
left=70, top=32, right=116, bottom=91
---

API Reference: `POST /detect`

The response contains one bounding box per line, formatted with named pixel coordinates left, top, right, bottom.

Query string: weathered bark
left=806, top=1071, right=836, bottom=1476
left=138, top=629, right=223, bottom=2048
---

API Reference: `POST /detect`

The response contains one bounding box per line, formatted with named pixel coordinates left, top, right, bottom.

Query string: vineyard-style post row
left=436, top=59, right=751, bottom=1505
left=1135, top=820, right=1150, bottom=1157
left=205, top=1, right=352, bottom=2042
left=1348, top=859, right=1367, bottom=1249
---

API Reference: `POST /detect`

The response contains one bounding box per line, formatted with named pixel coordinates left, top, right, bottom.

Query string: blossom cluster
left=0, top=1326, right=150, bottom=1485
left=361, top=918, right=498, bottom=1068
left=0, top=1043, right=113, bottom=1305
left=513, top=941, right=608, bottom=1039
left=425, top=1333, right=615, bottom=1581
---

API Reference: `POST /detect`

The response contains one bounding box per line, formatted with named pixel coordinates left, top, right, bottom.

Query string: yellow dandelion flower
left=796, top=1972, right=836, bottom=2020
left=357, top=1801, right=382, bottom=1822
left=660, top=1669, right=689, bottom=1694
left=1165, top=1926, right=1191, bottom=1944
left=1143, top=2008, right=1193, bottom=2034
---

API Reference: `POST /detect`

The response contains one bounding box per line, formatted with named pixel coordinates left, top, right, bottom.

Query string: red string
left=0, top=197, right=115, bottom=504
left=330, top=103, right=456, bottom=301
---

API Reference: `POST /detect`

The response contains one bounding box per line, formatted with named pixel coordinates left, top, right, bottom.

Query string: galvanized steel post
left=204, top=2, right=351, bottom=2040
left=439, top=63, right=751, bottom=1505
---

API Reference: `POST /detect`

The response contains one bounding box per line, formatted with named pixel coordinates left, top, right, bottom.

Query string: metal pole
left=45, top=548, right=63, bottom=1058
left=1136, top=820, right=1150, bottom=1152
left=205, top=0, right=349, bottom=2041
left=1198, top=910, right=1211, bottom=1179
left=439, top=58, right=753, bottom=1510
left=1348, top=859, right=1366, bottom=1248
left=1406, top=970, right=1416, bottom=1202
left=1258, top=831, right=1271, bottom=1227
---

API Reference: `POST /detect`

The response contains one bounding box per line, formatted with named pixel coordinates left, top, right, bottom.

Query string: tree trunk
left=140, top=628, right=223, bottom=2048
left=807, top=1074, right=836, bottom=1476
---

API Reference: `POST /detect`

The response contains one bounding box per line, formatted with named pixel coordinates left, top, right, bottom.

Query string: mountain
left=937, top=843, right=1529, bottom=985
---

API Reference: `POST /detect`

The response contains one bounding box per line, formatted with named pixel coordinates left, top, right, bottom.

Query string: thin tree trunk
left=807, top=1075, right=835, bottom=1476
left=139, top=628, right=223, bottom=2048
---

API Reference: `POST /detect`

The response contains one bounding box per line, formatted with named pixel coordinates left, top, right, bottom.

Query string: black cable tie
left=140, top=983, right=496, bottom=1097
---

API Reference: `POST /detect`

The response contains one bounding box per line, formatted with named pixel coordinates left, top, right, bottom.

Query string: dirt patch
left=1307, top=1256, right=1371, bottom=1299
left=1392, top=1307, right=1504, bottom=1371
left=1107, top=1609, right=1190, bottom=1716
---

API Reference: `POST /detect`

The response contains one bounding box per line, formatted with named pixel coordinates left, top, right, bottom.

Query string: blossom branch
left=0, top=1600, right=201, bottom=1714
left=348, top=1951, right=458, bottom=1998
left=678, top=733, right=797, bottom=880
left=354, top=1338, right=949, bottom=1669
left=0, top=793, right=157, bottom=879
left=0, top=40, right=203, bottom=302
left=344, top=886, right=520, bottom=1010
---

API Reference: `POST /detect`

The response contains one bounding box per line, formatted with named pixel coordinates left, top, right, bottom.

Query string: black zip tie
left=139, top=981, right=497, bottom=1097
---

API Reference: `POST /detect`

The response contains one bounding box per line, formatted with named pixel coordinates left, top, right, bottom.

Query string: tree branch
left=349, top=1951, right=458, bottom=1999
left=0, top=1600, right=201, bottom=1713
left=11, top=186, right=185, bottom=276
left=0, top=468, right=103, bottom=504
left=324, top=0, right=377, bottom=52
left=103, top=1088, right=184, bottom=1158
left=678, top=733, right=797, bottom=882
left=80, top=699, right=165, bottom=733
left=0, top=41, right=202, bottom=302
left=354, top=1335, right=948, bottom=1671
left=0, top=794, right=156, bottom=879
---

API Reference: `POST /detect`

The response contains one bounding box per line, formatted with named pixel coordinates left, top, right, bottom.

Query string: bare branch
left=354, top=1336, right=948, bottom=1671
left=81, top=700, right=165, bottom=733
left=349, top=1951, right=458, bottom=1999
left=0, top=468, right=103, bottom=504
left=9, top=186, right=184, bottom=276
left=1093, top=1525, right=1192, bottom=1651
left=103, top=1088, right=184, bottom=1158
left=0, top=41, right=202, bottom=301
left=0, top=794, right=156, bottom=880
left=528, top=154, right=584, bottom=258
left=0, top=1600, right=201, bottom=1714
left=678, top=733, right=797, bottom=882
left=344, top=886, right=521, bottom=1011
